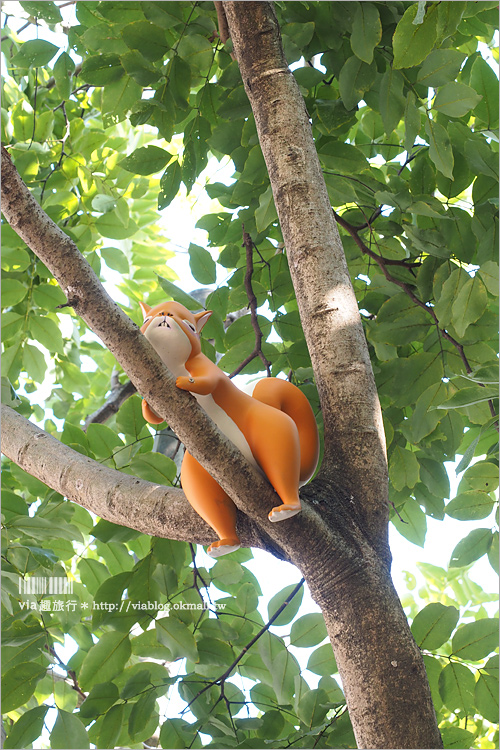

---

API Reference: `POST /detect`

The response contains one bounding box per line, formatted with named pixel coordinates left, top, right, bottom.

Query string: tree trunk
left=222, top=3, right=443, bottom=748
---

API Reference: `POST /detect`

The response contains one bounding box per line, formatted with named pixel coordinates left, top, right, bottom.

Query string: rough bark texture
left=222, top=4, right=442, bottom=748
left=0, top=2, right=444, bottom=747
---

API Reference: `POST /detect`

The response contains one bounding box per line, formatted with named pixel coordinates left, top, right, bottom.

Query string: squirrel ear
left=139, top=301, right=152, bottom=320
left=194, top=310, right=212, bottom=333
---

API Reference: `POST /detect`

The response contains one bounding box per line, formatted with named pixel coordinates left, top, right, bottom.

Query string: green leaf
left=78, top=632, right=132, bottom=691
left=392, top=498, right=427, bottom=548
left=121, top=20, right=168, bottom=62
left=438, top=662, right=475, bottom=714
left=156, top=615, right=198, bottom=662
left=470, top=56, right=499, bottom=128
left=177, top=34, right=214, bottom=72
left=32, top=282, right=67, bottom=309
left=439, top=727, right=475, bottom=750
left=460, top=461, right=499, bottom=493
left=267, top=583, right=304, bottom=626
left=425, top=119, right=454, bottom=179
left=78, top=557, right=110, bottom=596
left=101, top=246, right=129, bottom=273
left=169, top=55, right=191, bottom=109
left=129, top=451, right=177, bottom=485
left=404, top=92, right=421, bottom=152
left=411, top=603, right=459, bottom=649
left=11, top=39, right=59, bottom=68
left=451, top=618, right=499, bottom=660
left=1, top=662, right=47, bottom=713
left=158, top=160, right=182, bottom=210
left=338, top=56, right=376, bottom=111
left=475, top=671, right=499, bottom=723
left=28, top=315, right=64, bottom=354
left=417, top=49, right=467, bottom=87
left=86, top=423, right=124, bottom=459
left=2, top=278, right=27, bottom=307
left=53, top=51, right=75, bottom=100
left=435, top=386, right=497, bottom=410
left=102, top=75, right=142, bottom=125
left=319, top=142, right=368, bottom=173
left=434, top=82, right=482, bottom=117
left=4, top=705, right=48, bottom=748
left=451, top=275, right=488, bottom=337
left=50, top=710, right=90, bottom=749
left=19, top=1, right=62, bottom=24
left=79, top=682, right=120, bottom=718
left=450, top=528, right=492, bottom=567
left=22, top=343, right=47, bottom=383
left=445, top=491, right=495, bottom=521
left=196, top=637, right=234, bottom=666
left=97, top=704, right=124, bottom=750
left=159, top=718, right=200, bottom=749
left=121, top=146, right=171, bottom=175
left=350, top=2, right=382, bottom=64
left=290, top=613, right=328, bottom=648
left=478, top=261, right=499, bottom=296
left=255, top=185, right=279, bottom=233
left=128, top=690, right=157, bottom=740
left=297, top=687, right=330, bottom=729
left=95, top=212, right=139, bottom=240
left=393, top=3, right=438, bottom=69
left=80, top=54, right=124, bottom=85
left=379, top=67, right=406, bottom=135
left=389, top=446, right=420, bottom=491
left=272, top=649, right=300, bottom=703
left=307, top=643, right=337, bottom=677
left=188, top=243, right=216, bottom=285
left=155, top=275, right=201, bottom=311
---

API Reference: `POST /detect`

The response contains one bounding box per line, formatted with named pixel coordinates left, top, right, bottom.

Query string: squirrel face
left=139, top=300, right=212, bottom=370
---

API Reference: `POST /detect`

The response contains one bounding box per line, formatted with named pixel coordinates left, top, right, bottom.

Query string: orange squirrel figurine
left=140, top=300, right=319, bottom=557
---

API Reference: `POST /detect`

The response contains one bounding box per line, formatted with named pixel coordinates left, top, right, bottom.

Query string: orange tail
left=251, top=378, right=319, bottom=484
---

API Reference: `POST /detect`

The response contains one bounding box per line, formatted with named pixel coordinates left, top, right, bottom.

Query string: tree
left=1, top=1, right=498, bottom=748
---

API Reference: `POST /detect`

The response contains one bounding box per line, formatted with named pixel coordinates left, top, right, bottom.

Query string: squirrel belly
left=139, top=300, right=320, bottom=556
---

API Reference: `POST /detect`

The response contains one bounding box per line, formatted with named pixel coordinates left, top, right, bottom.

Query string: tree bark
left=221, top=3, right=442, bottom=748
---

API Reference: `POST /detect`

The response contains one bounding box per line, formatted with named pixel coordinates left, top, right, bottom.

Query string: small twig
left=214, top=1, right=235, bottom=58
left=84, top=379, right=137, bottom=430
left=389, top=500, right=408, bottom=524
left=229, top=228, right=272, bottom=378
left=181, top=578, right=305, bottom=714
left=334, top=210, right=499, bottom=432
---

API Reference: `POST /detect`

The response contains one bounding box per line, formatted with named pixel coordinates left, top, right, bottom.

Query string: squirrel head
left=139, top=300, right=212, bottom=367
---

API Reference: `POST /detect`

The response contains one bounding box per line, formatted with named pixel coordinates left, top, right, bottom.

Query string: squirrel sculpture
left=139, top=300, right=319, bottom=557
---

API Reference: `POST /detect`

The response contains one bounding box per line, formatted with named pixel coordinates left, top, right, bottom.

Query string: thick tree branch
left=0, top=405, right=264, bottom=550
left=222, top=1, right=388, bottom=548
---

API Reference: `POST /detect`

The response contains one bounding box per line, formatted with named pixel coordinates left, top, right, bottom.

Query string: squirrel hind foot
left=268, top=504, right=301, bottom=522
left=207, top=539, right=241, bottom=558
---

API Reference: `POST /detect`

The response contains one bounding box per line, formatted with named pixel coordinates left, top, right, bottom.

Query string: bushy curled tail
left=251, top=378, right=320, bottom=484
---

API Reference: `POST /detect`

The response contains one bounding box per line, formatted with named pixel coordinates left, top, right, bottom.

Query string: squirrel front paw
left=176, top=376, right=195, bottom=391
